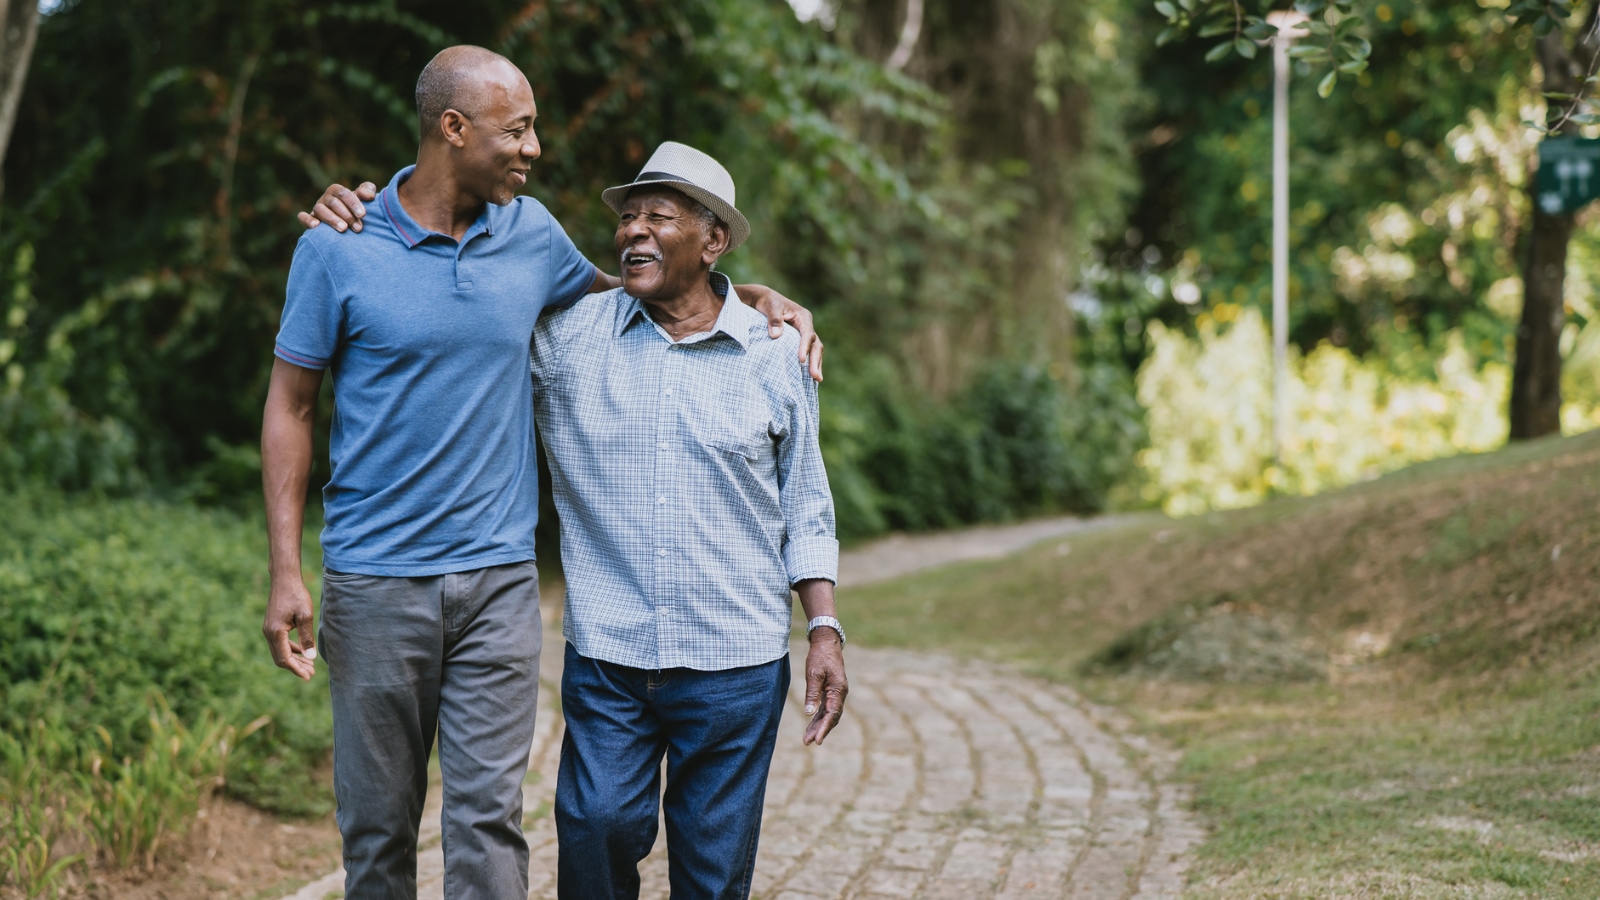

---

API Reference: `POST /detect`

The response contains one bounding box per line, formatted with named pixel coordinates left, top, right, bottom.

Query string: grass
left=840, top=429, right=1600, bottom=898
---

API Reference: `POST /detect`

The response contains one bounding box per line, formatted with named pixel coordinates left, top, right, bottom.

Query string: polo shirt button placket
left=454, top=245, right=474, bottom=293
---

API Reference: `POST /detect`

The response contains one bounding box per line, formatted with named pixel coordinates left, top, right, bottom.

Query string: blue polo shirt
left=275, top=166, right=597, bottom=576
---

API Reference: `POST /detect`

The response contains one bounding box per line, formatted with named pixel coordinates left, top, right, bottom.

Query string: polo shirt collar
left=379, top=165, right=498, bottom=249
left=616, top=272, right=757, bottom=350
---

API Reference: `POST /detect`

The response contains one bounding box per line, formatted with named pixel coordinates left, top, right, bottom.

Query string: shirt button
left=657, top=549, right=668, bottom=557
left=657, top=496, right=666, bottom=504
left=657, top=607, right=669, bottom=615
left=664, top=389, right=674, bottom=397
left=657, top=442, right=668, bottom=450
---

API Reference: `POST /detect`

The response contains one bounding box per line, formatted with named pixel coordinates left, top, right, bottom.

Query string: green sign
left=1537, top=136, right=1600, bottom=215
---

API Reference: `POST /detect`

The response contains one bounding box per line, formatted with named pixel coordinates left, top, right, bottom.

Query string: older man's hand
left=299, top=181, right=378, bottom=233
left=802, top=627, right=847, bottom=745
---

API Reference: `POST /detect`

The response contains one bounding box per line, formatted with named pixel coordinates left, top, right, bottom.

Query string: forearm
left=779, top=385, right=840, bottom=585
left=733, top=283, right=768, bottom=308
left=262, top=387, right=316, bottom=582
left=794, top=578, right=837, bottom=621
left=589, top=269, right=621, bottom=293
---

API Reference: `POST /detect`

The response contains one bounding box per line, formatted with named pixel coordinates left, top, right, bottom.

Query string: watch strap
left=806, top=615, right=846, bottom=646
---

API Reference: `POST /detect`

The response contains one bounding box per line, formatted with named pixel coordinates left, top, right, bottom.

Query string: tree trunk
left=1510, top=14, right=1600, bottom=440
left=1513, top=202, right=1574, bottom=439
left=0, top=0, right=41, bottom=215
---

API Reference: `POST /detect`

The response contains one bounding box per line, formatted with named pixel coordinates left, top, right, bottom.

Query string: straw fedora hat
left=601, top=142, right=752, bottom=252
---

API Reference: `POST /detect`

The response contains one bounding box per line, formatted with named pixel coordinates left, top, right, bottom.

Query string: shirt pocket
left=706, top=392, right=771, bottom=462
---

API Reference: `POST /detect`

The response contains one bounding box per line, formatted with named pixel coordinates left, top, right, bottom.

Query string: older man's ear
left=701, top=222, right=731, bottom=265
left=299, top=181, right=378, bottom=233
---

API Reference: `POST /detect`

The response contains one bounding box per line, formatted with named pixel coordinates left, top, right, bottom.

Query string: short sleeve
left=544, top=213, right=598, bottom=311
left=275, top=238, right=342, bottom=370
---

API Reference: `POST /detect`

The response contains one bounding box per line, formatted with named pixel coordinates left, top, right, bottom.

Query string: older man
left=530, top=142, right=847, bottom=900
left=266, top=49, right=817, bottom=899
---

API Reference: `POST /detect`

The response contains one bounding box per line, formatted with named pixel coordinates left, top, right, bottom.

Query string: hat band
left=637, top=171, right=688, bottom=183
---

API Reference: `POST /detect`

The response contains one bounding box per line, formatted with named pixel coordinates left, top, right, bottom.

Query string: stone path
left=284, top=516, right=1198, bottom=900
left=836, top=515, right=1146, bottom=588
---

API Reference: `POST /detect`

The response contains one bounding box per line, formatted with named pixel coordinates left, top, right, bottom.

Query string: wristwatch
left=806, top=615, right=846, bottom=646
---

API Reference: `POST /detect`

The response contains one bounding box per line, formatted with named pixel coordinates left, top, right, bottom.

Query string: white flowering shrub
left=1136, top=309, right=1511, bottom=515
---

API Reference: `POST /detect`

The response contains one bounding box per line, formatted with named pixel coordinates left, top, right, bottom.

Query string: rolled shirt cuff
left=784, top=535, right=840, bottom=585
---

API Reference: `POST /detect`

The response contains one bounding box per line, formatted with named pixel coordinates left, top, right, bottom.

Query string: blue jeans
left=555, top=643, right=789, bottom=900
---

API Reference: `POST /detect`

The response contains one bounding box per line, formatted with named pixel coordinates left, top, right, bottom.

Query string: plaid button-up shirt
left=530, top=274, right=838, bottom=671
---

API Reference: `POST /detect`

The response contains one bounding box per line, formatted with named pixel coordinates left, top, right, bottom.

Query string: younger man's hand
left=263, top=578, right=318, bottom=681
left=299, top=182, right=377, bottom=233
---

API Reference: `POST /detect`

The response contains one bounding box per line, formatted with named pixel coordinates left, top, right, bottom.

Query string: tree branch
left=1544, top=0, right=1600, bottom=133
left=886, top=0, right=924, bottom=72
left=0, top=0, right=43, bottom=213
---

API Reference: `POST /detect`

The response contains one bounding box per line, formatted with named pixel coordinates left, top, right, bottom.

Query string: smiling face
left=453, top=62, right=541, bottom=206
left=614, top=187, right=729, bottom=302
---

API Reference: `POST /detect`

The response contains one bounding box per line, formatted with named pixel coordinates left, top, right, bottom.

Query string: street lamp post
left=1266, top=11, right=1308, bottom=469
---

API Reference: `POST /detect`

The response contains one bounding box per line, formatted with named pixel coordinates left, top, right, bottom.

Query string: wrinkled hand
left=263, top=578, right=317, bottom=681
left=298, top=181, right=377, bottom=233
left=749, top=287, right=824, bottom=383
left=802, top=630, right=847, bottom=745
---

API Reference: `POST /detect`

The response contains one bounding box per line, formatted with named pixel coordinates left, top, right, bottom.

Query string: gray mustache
left=622, top=249, right=663, bottom=266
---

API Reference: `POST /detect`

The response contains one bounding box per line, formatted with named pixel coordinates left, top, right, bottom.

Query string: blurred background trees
left=4, top=0, right=1600, bottom=524
left=0, top=0, right=1145, bottom=536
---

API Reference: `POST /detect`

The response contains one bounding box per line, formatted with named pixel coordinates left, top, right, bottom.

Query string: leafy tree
left=821, top=0, right=1145, bottom=388
left=1150, top=0, right=1598, bottom=439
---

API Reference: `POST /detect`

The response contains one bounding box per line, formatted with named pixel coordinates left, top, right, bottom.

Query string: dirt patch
left=44, top=796, right=341, bottom=900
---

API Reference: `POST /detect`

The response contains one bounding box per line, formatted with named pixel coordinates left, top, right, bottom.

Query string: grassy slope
left=840, top=430, right=1600, bottom=898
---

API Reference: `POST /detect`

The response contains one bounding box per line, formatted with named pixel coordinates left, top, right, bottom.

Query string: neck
left=643, top=275, right=723, bottom=341
left=396, top=145, right=485, bottom=241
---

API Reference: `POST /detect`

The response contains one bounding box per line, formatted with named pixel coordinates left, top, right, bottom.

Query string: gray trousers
left=319, top=560, right=542, bottom=900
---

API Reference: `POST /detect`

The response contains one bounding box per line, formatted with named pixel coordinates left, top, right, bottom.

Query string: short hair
left=415, top=45, right=513, bottom=140
left=683, top=195, right=725, bottom=238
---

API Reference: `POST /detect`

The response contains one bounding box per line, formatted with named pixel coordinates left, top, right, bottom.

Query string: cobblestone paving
left=283, top=516, right=1198, bottom=900
left=285, top=644, right=1198, bottom=900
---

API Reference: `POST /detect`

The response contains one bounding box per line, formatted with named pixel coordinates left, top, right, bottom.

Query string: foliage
left=1115, top=2, right=1546, bottom=364
left=820, top=358, right=1146, bottom=540
left=0, top=704, right=263, bottom=894
left=0, top=244, right=141, bottom=493
left=1152, top=0, right=1566, bottom=96
left=0, top=0, right=1147, bottom=539
left=1136, top=307, right=1510, bottom=514
left=0, top=488, right=333, bottom=817
left=1155, top=0, right=1372, bottom=97
left=0, top=725, right=81, bottom=899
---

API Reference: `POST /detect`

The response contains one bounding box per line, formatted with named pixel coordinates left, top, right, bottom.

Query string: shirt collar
left=615, top=272, right=760, bottom=350
left=378, top=165, right=497, bottom=249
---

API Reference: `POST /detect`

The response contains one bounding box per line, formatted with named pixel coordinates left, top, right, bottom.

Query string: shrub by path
left=280, top=515, right=1199, bottom=900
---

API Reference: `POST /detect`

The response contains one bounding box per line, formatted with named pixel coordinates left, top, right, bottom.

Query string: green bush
left=820, top=357, right=1146, bottom=541
left=0, top=488, right=331, bottom=816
